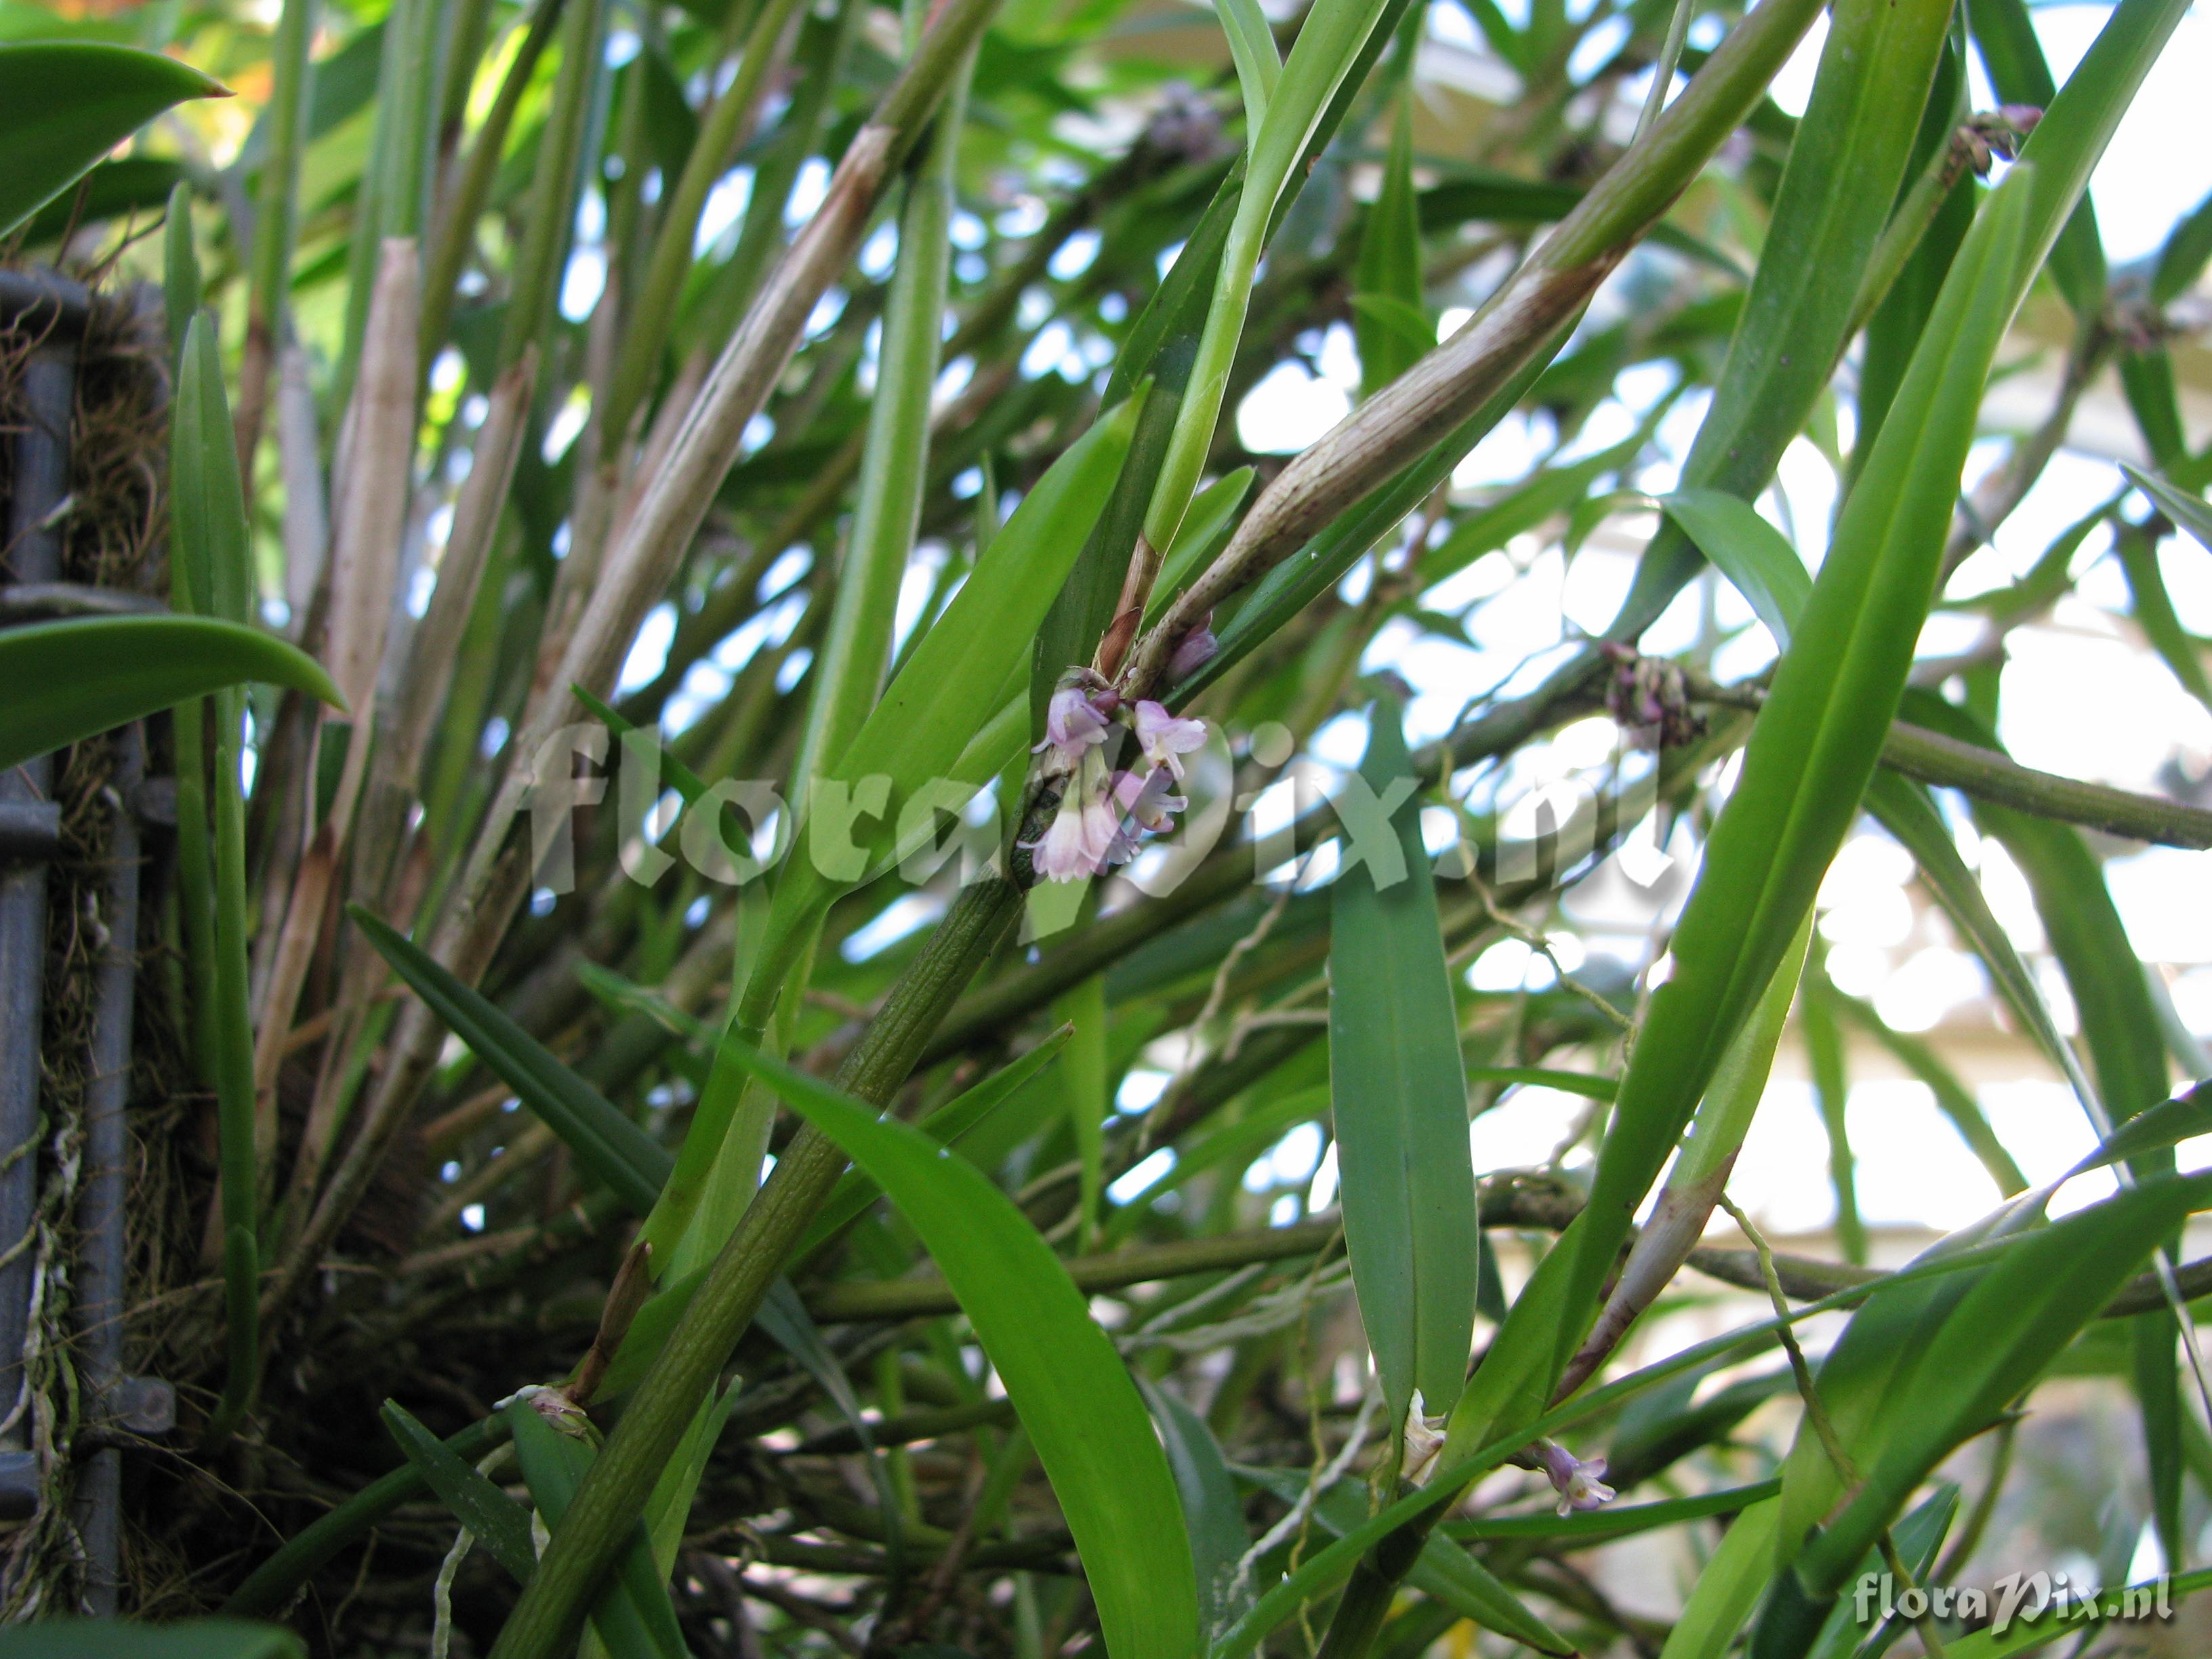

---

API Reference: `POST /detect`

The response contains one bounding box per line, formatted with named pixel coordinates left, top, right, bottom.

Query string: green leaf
left=2151, top=188, right=2212, bottom=306
left=2117, top=528, right=2212, bottom=722
left=173, top=311, right=265, bottom=1438
left=1607, top=0, right=1961, bottom=638
left=173, top=315, right=251, bottom=626
left=381, top=1400, right=538, bottom=1583
left=1906, top=697, right=2173, bottom=1128
left=1657, top=1499, right=1781, bottom=1659
left=0, top=1620, right=305, bottom=1659
left=162, top=178, right=199, bottom=352
left=2069, top=1081, right=2212, bottom=1179
left=1660, top=489, right=1809, bottom=642
left=1864, top=771, right=2097, bottom=1121
left=1662, top=485, right=2096, bottom=1115
left=1140, top=1380, right=1251, bottom=1635
left=1143, top=0, right=1401, bottom=550
left=1241, top=1470, right=1574, bottom=1656
left=0, top=617, right=342, bottom=773
left=1799, top=1483, right=1957, bottom=1659
left=502, top=1401, right=689, bottom=1659
left=1055, top=977, right=1110, bottom=1252
left=2003, top=0, right=2193, bottom=308
left=716, top=1040, right=1202, bottom=1659
left=1330, top=698, right=1478, bottom=1424
left=1965, top=0, right=2106, bottom=317
left=769, top=392, right=1142, bottom=937
left=1353, top=98, right=1425, bottom=398
left=1448, top=1479, right=1781, bottom=1547
left=350, top=907, right=673, bottom=1216
left=754, top=1281, right=906, bottom=1572
left=0, top=41, right=225, bottom=238
left=1770, top=1176, right=2212, bottom=1635
left=1467, top=1067, right=1616, bottom=1100
left=575, top=685, right=710, bottom=808
left=1454, top=169, right=2035, bottom=1458
left=1938, top=1564, right=2212, bottom=1656
left=798, top=1029, right=1074, bottom=1258
left=600, top=1036, right=1075, bottom=1405
left=1422, top=423, right=1654, bottom=586
left=1801, top=972, right=1866, bottom=1265
left=1830, top=991, right=2028, bottom=1195
left=2124, top=462, right=2212, bottom=554
left=1213, top=0, right=1280, bottom=129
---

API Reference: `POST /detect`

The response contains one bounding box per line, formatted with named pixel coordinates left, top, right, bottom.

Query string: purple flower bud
left=1168, top=615, right=1219, bottom=682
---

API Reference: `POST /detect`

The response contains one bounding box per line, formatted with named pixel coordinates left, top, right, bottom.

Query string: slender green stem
left=496, top=0, right=608, bottom=370
left=234, top=0, right=314, bottom=473
left=486, top=878, right=1021, bottom=1659
left=808, top=1218, right=1343, bottom=1322
left=791, top=55, right=973, bottom=788
left=1141, top=0, right=1399, bottom=556
left=602, top=0, right=816, bottom=446
left=689, top=0, right=868, bottom=354
left=1877, top=717, right=2212, bottom=846
left=169, top=693, right=220, bottom=1088
left=421, top=0, right=571, bottom=368
left=222, top=1418, right=508, bottom=1615
left=1849, top=124, right=1974, bottom=341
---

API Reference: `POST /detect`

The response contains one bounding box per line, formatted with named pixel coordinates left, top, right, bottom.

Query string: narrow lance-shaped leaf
left=381, top=1400, right=538, bottom=1583
left=0, top=41, right=226, bottom=237
left=1213, top=0, right=1281, bottom=131
left=1754, top=1175, right=2212, bottom=1657
left=1353, top=96, right=1425, bottom=399
left=1142, top=0, right=1401, bottom=552
left=1139, top=1380, right=1251, bottom=1636
left=350, top=906, right=673, bottom=1215
left=1240, top=1469, right=1575, bottom=1655
left=757, top=392, right=1144, bottom=961
left=1965, top=0, right=2106, bottom=317
left=2070, top=1082, right=2212, bottom=1179
left=501, top=1401, right=689, bottom=1659
left=1938, top=1565, right=2212, bottom=1658
left=1830, top=991, right=2028, bottom=1195
left=1331, top=697, right=1478, bottom=1426
left=1800, top=970, right=1866, bottom=1266
left=1558, top=912, right=1812, bottom=1399
left=176, top=313, right=273, bottom=1429
left=1448, top=169, right=2034, bottom=1458
left=2123, top=462, right=2212, bottom=553
left=2116, top=520, right=2212, bottom=726
left=1058, top=976, right=1110, bottom=1252
left=0, top=617, right=342, bottom=774
left=1663, top=485, right=2106, bottom=1119
left=601, top=1038, right=1075, bottom=1403
left=1603, top=0, right=1959, bottom=636
left=716, top=1041, right=1202, bottom=1659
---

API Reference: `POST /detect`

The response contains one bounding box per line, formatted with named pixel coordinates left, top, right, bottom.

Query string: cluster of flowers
left=1025, top=683, right=1208, bottom=882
